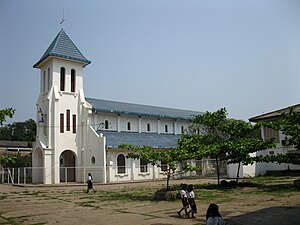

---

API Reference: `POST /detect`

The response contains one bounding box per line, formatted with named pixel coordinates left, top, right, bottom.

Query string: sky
left=1, top=0, right=300, bottom=124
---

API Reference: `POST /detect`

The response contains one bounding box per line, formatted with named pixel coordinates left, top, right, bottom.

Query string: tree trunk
left=236, top=161, right=241, bottom=184
left=166, top=168, right=170, bottom=191
left=216, top=157, right=220, bottom=185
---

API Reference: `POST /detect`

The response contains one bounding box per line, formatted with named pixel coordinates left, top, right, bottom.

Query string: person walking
left=86, top=173, right=96, bottom=193
left=206, top=203, right=227, bottom=225
left=177, top=183, right=189, bottom=217
left=187, top=184, right=197, bottom=218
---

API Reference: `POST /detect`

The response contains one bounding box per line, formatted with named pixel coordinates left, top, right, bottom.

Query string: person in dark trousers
left=206, top=203, right=227, bottom=225
left=187, top=184, right=197, bottom=218
left=86, top=173, right=96, bottom=193
left=177, top=183, right=189, bottom=217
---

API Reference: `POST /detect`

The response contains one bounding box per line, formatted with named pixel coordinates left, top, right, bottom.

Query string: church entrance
left=60, top=150, right=76, bottom=182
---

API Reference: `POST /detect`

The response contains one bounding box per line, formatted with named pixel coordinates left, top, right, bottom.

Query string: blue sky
left=1, top=0, right=300, bottom=124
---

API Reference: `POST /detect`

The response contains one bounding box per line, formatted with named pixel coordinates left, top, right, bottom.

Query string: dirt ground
left=0, top=178, right=300, bottom=225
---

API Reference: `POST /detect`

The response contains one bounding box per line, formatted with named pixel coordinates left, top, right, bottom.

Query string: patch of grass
left=0, top=195, right=7, bottom=200
left=95, top=190, right=153, bottom=201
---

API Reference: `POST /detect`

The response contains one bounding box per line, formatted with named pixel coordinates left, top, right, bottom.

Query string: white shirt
left=187, top=190, right=195, bottom=199
left=206, top=216, right=227, bottom=225
left=180, top=189, right=187, bottom=198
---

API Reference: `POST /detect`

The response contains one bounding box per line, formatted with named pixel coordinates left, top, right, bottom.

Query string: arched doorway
left=60, top=150, right=76, bottom=182
left=32, top=148, right=44, bottom=183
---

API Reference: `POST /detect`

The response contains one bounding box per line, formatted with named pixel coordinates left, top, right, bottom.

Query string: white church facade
left=31, top=29, right=299, bottom=185
left=32, top=29, right=202, bottom=184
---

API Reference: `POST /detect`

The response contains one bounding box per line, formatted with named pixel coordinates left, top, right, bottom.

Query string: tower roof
left=33, top=29, right=91, bottom=68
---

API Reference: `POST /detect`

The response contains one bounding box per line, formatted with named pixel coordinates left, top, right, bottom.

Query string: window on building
left=47, top=67, right=51, bottom=91
left=71, top=69, right=76, bottom=92
left=60, top=67, right=65, bottom=91
left=147, top=123, right=151, bottom=132
left=60, top=113, right=64, bottom=133
left=66, top=110, right=70, bottom=131
left=165, top=125, right=168, bottom=133
left=140, top=159, right=148, bottom=173
left=105, top=120, right=109, bottom=129
left=117, top=154, right=126, bottom=174
left=263, top=127, right=279, bottom=143
left=43, top=70, right=46, bottom=92
left=181, top=126, right=184, bottom=134
left=160, top=161, right=168, bottom=172
left=72, top=114, right=76, bottom=133
left=127, top=122, right=131, bottom=131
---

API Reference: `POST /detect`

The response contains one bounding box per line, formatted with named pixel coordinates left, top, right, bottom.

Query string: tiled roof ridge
left=87, top=97, right=200, bottom=113
left=86, top=97, right=202, bottom=120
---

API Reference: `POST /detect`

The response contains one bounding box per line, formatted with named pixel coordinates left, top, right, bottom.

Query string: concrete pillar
left=44, top=149, right=53, bottom=184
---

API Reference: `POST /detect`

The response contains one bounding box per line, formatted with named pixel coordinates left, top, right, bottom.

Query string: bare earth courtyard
left=0, top=178, right=300, bottom=225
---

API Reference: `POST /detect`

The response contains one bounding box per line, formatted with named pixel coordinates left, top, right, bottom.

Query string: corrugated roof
left=86, top=98, right=202, bottom=120
left=249, top=103, right=300, bottom=122
left=33, top=29, right=91, bottom=68
left=100, top=131, right=180, bottom=149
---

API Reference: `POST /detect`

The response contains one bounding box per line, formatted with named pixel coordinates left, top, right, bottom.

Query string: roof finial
left=60, top=8, right=65, bottom=27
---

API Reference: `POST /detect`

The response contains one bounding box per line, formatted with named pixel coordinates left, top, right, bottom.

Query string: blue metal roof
left=100, top=131, right=180, bottom=149
left=86, top=98, right=202, bottom=120
left=33, top=29, right=91, bottom=68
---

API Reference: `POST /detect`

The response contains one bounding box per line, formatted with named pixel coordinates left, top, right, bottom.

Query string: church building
left=32, top=29, right=202, bottom=184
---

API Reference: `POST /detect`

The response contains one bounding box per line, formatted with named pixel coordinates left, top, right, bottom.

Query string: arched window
left=105, top=120, right=109, bottom=129
left=127, top=122, right=131, bottom=131
left=71, top=69, right=76, bottom=92
left=60, top=67, right=65, bottom=91
left=117, top=154, right=125, bottom=174
left=181, top=126, right=184, bottom=134
left=147, top=123, right=151, bottom=132
left=47, top=67, right=51, bottom=91
left=165, top=124, right=168, bottom=133
left=43, top=70, right=46, bottom=92
left=140, top=159, right=148, bottom=173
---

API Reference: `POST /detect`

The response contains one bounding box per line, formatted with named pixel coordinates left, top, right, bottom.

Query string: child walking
left=86, top=173, right=96, bottom=193
left=187, top=184, right=197, bottom=218
left=177, top=183, right=189, bottom=217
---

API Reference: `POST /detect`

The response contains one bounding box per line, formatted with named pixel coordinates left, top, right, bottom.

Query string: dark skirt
left=181, top=197, right=189, bottom=207
left=188, top=198, right=197, bottom=213
left=87, top=180, right=93, bottom=189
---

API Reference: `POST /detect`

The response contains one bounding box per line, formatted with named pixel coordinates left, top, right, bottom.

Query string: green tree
left=178, top=108, right=275, bottom=184
left=0, top=153, right=31, bottom=168
left=0, top=119, right=36, bottom=143
left=120, top=144, right=189, bottom=191
left=0, top=108, right=15, bottom=125
left=222, top=119, right=275, bottom=183
left=178, top=108, right=228, bottom=185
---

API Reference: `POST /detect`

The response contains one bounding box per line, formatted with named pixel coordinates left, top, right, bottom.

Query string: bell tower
left=32, top=29, right=91, bottom=184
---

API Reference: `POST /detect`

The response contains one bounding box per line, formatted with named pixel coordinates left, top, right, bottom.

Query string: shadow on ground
left=227, top=205, right=300, bottom=225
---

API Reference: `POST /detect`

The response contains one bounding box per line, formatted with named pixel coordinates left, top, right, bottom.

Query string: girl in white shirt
left=177, top=183, right=189, bottom=217
left=187, top=184, right=197, bottom=218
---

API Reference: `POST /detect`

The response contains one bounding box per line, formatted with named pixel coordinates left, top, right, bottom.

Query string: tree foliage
left=120, top=144, right=189, bottom=190
left=0, top=108, right=15, bottom=125
left=178, top=108, right=275, bottom=184
left=178, top=108, right=228, bottom=184
left=0, top=119, right=36, bottom=143
left=0, top=153, right=31, bottom=168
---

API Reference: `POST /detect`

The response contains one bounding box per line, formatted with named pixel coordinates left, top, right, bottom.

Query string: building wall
left=90, top=113, right=190, bottom=135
